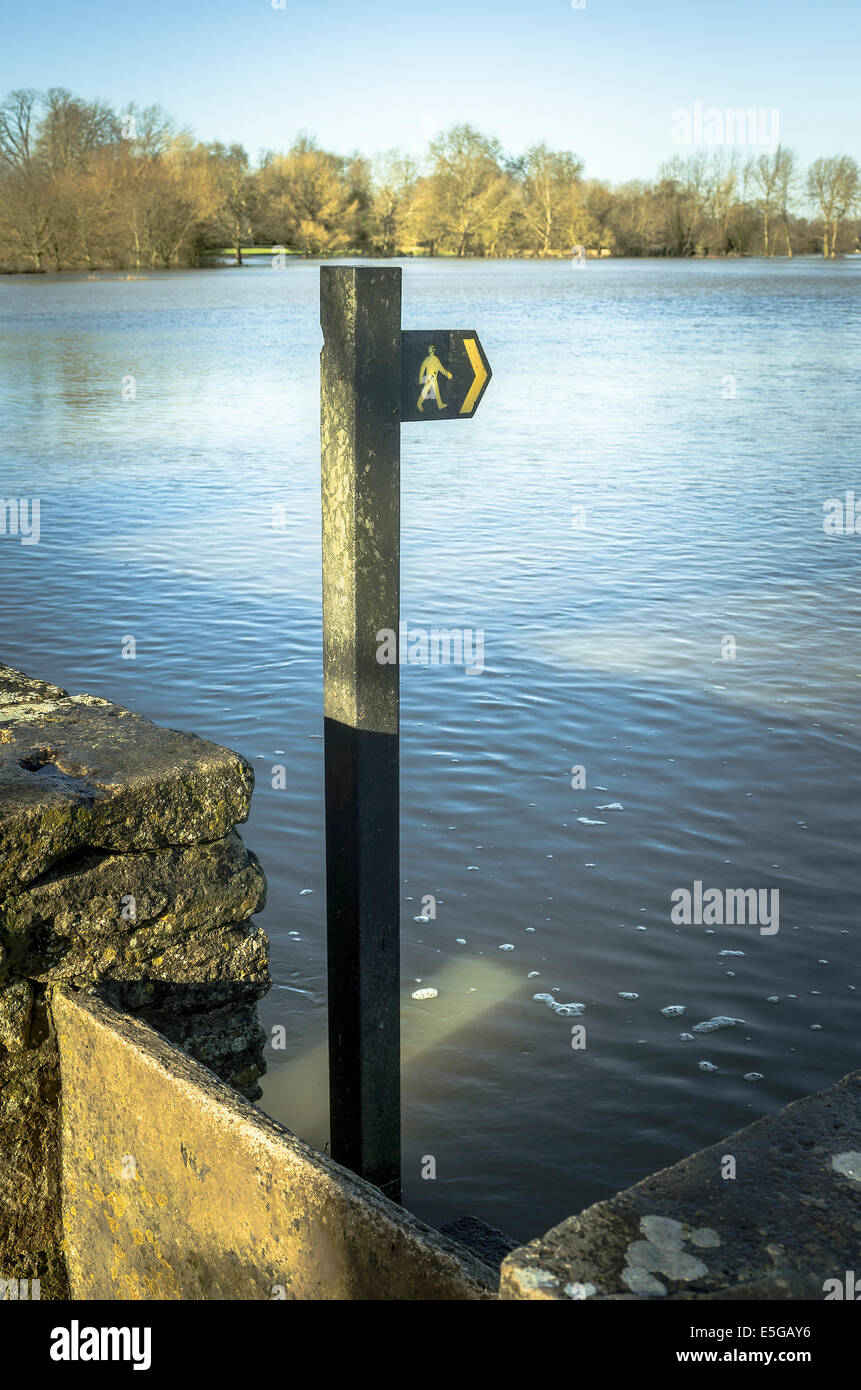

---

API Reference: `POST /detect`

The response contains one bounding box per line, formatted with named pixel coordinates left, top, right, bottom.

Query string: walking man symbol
left=417, top=344, right=453, bottom=412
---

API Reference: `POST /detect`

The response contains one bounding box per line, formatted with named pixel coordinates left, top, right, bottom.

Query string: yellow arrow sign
left=461, top=336, right=488, bottom=415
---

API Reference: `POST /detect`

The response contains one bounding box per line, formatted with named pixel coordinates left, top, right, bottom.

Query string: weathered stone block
left=0, top=979, right=33, bottom=1050
left=0, top=816, right=270, bottom=1100
left=1, top=830, right=267, bottom=981
left=92, top=931, right=271, bottom=1100
left=0, top=664, right=255, bottom=896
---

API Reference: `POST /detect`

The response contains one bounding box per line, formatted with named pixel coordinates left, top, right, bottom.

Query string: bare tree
left=746, top=147, right=789, bottom=255
left=425, top=124, right=512, bottom=256
left=517, top=143, right=583, bottom=254
left=38, top=88, right=117, bottom=174
left=704, top=151, right=740, bottom=252
left=830, top=155, right=860, bottom=256
left=370, top=149, right=417, bottom=255
left=257, top=136, right=359, bottom=255
left=656, top=155, right=708, bottom=255
left=0, top=90, right=50, bottom=268
left=114, top=104, right=178, bottom=267
left=775, top=147, right=798, bottom=256
left=807, top=155, right=860, bottom=256
left=0, top=88, right=39, bottom=170
left=209, top=143, right=254, bottom=264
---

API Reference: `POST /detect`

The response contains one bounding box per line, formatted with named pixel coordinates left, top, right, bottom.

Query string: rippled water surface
left=2, top=258, right=859, bottom=1242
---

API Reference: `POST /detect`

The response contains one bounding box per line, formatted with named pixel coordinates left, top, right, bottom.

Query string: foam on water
left=534, top=993, right=586, bottom=1017
left=692, top=1016, right=745, bottom=1034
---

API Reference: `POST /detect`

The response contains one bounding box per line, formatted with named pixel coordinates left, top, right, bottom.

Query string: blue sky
left=3, top=0, right=859, bottom=181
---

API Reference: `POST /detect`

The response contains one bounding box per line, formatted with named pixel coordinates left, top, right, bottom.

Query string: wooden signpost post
left=320, top=265, right=491, bottom=1201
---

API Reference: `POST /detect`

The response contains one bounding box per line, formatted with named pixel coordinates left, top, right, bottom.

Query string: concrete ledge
left=500, top=1070, right=861, bottom=1300
left=53, top=989, right=497, bottom=1300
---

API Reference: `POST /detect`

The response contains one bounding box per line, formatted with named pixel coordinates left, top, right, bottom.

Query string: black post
left=320, top=266, right=402, bottom=1200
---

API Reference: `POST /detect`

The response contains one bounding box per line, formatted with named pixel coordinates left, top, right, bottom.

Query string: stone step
left=500, top=1069, right=861, bottom=1299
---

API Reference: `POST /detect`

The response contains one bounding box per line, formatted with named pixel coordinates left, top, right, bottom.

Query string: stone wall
left=0, top=663, right=269, bottom=1298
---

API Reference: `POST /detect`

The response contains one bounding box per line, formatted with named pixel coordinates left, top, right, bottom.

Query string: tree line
left=1, top=88, right=858, bottom=271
